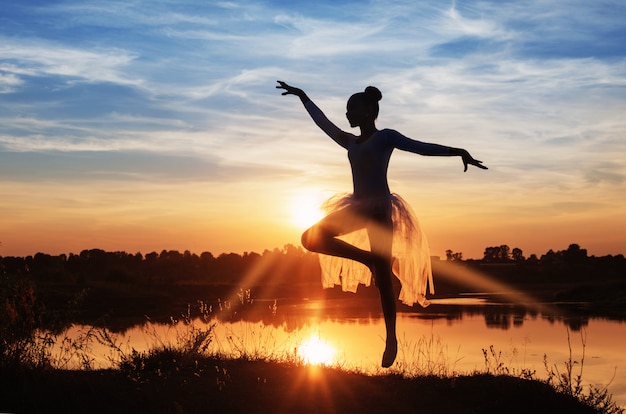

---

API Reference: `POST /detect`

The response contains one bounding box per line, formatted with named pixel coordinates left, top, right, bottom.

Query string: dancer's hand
left=276, top=80, right=309, bottom=102
left=460, top=149, right=488, bottom=172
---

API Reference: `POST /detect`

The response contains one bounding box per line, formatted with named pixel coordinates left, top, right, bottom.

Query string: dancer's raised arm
left=277, top=81, right=351, bottom=148
left=388, top=130, right=488, bottom=172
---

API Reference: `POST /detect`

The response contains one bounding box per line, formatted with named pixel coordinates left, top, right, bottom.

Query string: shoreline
left=1, top=358, right=599, bottom=414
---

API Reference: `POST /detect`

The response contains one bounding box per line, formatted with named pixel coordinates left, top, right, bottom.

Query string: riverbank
left=1, top=358, right=599, bottom=414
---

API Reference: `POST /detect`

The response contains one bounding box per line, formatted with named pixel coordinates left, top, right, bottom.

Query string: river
left=53, top=296, right=626, bottom=408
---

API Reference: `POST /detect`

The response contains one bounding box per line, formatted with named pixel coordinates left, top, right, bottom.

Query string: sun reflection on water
left=297, top=334, right=337, bottom=365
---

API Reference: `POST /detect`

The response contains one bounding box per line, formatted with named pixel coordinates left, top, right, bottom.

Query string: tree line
left=0, top=245, right=323, bottom=287
left=1, top=243, right=625, bottom=288
left=447, top=243, right=625, bottom=285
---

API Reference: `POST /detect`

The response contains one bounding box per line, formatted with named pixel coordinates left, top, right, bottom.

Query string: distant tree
left=483, top=246, right=499, bottom=262
left=145, top=252, right=158, bottom=262
left=540, top=249, right=558, bottom=265
left=214, top=252, right=245, bottom=283
left=498, top=245, right=511, bottom=262
left=30, top=253, right=68, bottom=282
left=512, top=247, right=525, bottom=262
left=483, top=245, right=511, bottom=263
left=562, top=243, right=587, bottom=264
left=446, top=250, right=463, bottom=262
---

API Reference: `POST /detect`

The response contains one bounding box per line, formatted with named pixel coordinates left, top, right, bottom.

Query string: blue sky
left=1, top=0, right=625, bottom=258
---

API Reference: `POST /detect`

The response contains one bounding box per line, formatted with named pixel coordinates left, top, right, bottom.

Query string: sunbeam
left=431, top=260, right=557, bottom=315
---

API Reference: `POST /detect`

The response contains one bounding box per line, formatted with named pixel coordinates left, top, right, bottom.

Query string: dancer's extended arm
left=276, top=81, right=351, bottom=148
left=389, top=129, right=488, bottom=172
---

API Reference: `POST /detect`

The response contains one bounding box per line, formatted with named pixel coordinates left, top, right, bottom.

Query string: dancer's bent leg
left=301, top=207, right=380, bottom=270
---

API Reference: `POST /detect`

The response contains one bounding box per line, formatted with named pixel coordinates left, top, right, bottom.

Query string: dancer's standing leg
left=367, top=211, right=397, bottom=367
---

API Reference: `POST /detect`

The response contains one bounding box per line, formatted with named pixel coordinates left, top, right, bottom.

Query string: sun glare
left=290, top=194, right=325, bottom=229
left=297, top=334, right=337, bottom=366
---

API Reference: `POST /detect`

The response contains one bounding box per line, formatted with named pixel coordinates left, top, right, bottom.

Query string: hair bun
left=364, top=86, right=382, bottom=102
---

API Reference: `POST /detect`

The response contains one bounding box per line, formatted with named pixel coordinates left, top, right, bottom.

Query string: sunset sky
left=1, top=0, right=625, bottom=259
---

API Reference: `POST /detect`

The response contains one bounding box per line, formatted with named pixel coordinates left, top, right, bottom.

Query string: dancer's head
left=346, top=86, right=382, bottom=127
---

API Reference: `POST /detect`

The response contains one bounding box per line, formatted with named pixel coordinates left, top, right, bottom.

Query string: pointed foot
left=381, top=338, right=398, bottom=368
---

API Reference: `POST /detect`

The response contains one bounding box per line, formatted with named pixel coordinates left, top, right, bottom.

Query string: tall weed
left=543, top=328, right=623, bottom=414
left=0, top=273, right=52, bottom=369
left=483, top=328, right=623, bottom=414
left=392, top=329, right=463, bottom=377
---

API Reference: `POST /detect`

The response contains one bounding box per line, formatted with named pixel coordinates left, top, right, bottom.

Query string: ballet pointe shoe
left=381, top=338, right=398, bottom=368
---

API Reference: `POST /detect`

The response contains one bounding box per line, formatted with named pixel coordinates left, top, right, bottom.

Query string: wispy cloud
left=441, top=3, right=510, bottom=38
left=0, top=72, right=22, bottom=93
left=0, top=38, right=140, bottom=86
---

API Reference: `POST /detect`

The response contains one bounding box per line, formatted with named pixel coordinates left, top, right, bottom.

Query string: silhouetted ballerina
left=276, top=80, right=487, bottom=367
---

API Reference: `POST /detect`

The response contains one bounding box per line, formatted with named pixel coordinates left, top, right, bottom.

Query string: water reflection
left=53, top=297, right=626, bottom=407
left=52, top=297, right=626, bottom=404
left=194, top=294, right=596, bottom=333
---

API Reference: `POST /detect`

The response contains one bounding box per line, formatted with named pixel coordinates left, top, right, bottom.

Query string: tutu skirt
left=318, top=193, right=434, bottom=307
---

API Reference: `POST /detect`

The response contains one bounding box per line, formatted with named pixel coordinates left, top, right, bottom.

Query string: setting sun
left=297, top=334, right=337, bottom=365
left=290, top=194, right=326, bottom=229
